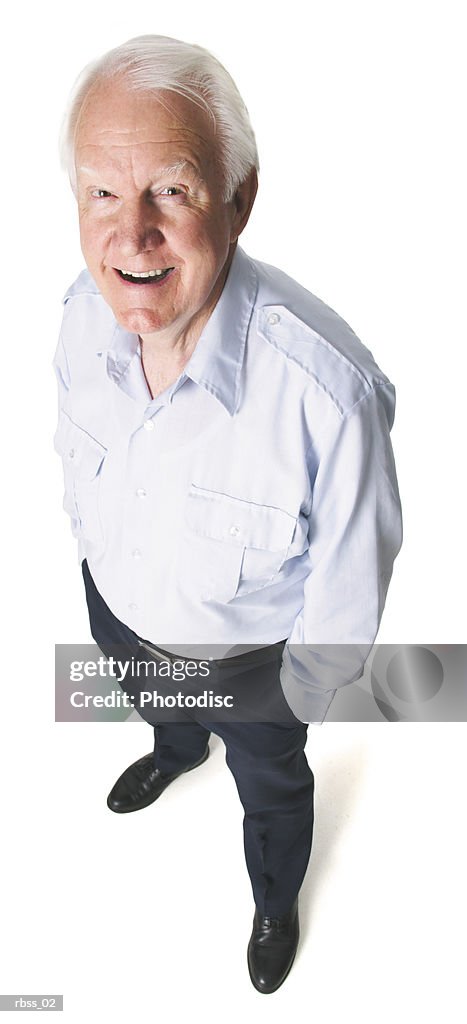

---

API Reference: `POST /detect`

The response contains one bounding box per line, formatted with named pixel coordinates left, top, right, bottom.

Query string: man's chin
left=112, top=305, right=166, bottom=336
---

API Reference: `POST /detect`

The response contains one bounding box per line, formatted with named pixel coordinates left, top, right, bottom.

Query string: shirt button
left=132, top=548, right=142, bottom=559
left=143, top=420, right=154, bottom=431
left=136, top=488, right=147, bottom=498
left=68, top=448, right=75, bottom=459
left=267, top=312, right=280, bottom=326
left=128, top=602, right=138, bottom=611
left=229, top=525, right=241, bottom=537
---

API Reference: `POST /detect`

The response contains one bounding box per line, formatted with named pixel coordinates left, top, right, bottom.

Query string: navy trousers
left=81, top=559, right=315, bottom=916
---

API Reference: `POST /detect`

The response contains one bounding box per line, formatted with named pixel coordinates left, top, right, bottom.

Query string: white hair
left=59, top=34, right=259, bottom=202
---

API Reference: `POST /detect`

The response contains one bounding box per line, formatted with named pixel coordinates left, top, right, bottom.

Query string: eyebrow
left=77, top=159, right=204, bottom=186
left=156, top=160, right=203, bottom=182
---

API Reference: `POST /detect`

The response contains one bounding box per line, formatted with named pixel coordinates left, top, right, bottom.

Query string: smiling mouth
left=115, top=267, right=175, bottom=284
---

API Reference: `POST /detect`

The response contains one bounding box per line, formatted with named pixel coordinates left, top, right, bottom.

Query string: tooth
left=119, top=268, right=171, bottom=278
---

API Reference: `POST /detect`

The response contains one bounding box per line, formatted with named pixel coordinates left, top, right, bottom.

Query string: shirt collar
left=106, top=325, right=140, bottom=388
left=183, top=246, right=258, bottom=416
left=106, top=245, right=258, bottom=416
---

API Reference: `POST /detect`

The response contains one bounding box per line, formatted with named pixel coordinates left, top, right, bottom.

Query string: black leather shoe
left=107, top=745, right=209, bottom=813
left=247, top=899, right=299, bottom=994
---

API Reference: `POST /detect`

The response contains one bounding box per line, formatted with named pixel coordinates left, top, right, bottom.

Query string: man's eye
left=159, top=186, right=184, bottom=196
left=91, top=189, right=113, bottom=198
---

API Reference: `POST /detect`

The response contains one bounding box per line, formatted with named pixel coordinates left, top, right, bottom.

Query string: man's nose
left=113, top=200, right=164, bottom=257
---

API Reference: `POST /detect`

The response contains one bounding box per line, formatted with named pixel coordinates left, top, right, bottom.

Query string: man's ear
left=229, top=168, right=258, bottom=242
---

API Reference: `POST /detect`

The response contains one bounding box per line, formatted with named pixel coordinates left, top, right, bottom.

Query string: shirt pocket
left=54, top=411, right=108, bottom=546
left=185, top=485, right=299, bottom=603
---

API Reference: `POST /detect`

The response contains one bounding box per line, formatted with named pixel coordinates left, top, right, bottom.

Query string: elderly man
left=54, top=35, right=402, bottom=994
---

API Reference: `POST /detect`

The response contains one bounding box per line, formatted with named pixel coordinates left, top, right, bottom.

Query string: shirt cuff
left=280, top=639, right=376, bottom=723
left=279, top=660, right=336, bottom=724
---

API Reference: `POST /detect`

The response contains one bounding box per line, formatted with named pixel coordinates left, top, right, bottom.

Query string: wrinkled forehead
left=74, top=76, right=218, bottom=166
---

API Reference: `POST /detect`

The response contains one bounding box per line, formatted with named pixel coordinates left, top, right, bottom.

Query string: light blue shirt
left=53, top=245, right=402, bottom=723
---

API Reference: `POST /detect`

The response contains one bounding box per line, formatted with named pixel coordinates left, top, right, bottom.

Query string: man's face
left=74, top=78, right=256, bottom=343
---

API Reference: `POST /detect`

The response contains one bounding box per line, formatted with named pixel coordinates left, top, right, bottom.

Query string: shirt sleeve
left=280, top=381, right=403, bottom=724
left=53, top=332, right=71, bottom=408
left=52, top=332, right=82, bottom=547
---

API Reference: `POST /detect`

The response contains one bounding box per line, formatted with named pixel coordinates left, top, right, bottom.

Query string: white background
left=0, top=1, right=465, bottom=1021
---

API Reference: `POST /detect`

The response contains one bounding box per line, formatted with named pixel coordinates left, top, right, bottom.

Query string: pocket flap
left=187, top=485, right=296, bottom=551
left=54, top=412, right=107, bottom=480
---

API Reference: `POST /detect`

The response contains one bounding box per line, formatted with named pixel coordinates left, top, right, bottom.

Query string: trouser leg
left=214, top=720, right=314, bottom=918
left=81, top=558, right=211, bottom=772
left=152, top=721, right=210, bottom=775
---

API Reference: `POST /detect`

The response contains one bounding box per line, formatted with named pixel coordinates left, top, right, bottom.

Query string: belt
left=136, top=638, right=286, bottom=670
